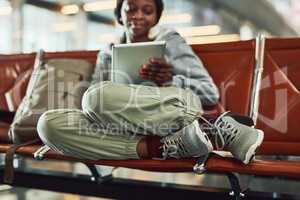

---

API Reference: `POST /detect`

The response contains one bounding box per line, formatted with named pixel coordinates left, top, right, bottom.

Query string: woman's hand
left=139, top=57, right=173, bottom=86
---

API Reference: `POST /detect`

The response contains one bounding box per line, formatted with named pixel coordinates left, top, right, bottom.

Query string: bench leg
left=85, top=164, right=114, bottom=183
left=226, top=172, right=245, bottom=200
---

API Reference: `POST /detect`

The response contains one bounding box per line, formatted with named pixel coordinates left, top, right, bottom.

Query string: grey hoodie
left=92, top=26, right=220, bottom=106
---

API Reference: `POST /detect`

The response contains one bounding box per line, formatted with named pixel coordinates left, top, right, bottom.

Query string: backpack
left=4, top=50, right=96, bottom=184
left=9, top=50, right=94, bottom=143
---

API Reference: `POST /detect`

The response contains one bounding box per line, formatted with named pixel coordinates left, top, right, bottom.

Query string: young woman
left=37, top=0, right=264, bottom=164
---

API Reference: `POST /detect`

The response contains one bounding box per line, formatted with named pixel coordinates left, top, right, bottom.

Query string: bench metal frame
left=1, top=164, right=300, bottom=200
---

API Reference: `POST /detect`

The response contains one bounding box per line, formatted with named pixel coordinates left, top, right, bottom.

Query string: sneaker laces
left=161, top=136, right=189, bottom=159
left=199, top=111, right=239, bottom=150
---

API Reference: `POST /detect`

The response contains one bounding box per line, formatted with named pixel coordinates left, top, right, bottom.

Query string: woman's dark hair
left=114, top=0, right=164, bottom=25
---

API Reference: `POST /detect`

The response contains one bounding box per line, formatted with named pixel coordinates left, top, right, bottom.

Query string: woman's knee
left=82, top=81, right=123, bottom=114
left=37, top=109, right=82, bottom=145
left=82, top=82, right=106, bottom=112
left=37, top=109, right=95, bottom=155
left=37, top=110, right=62, bottom=144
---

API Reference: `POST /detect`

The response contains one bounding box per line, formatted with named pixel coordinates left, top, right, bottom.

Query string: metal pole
left=10, top=0, right=25, bottom=53
left=250, top=34, right=265, bottom=125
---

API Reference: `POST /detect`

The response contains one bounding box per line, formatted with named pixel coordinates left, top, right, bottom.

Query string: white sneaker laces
left=199, top=111, right=239, bottom=150
left=161, top=136, right=189, bottom=159
left=160, top=113, right=240, bottom=159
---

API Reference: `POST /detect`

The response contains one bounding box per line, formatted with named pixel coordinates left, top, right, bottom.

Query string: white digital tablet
left=111, top=41, right=166, bottom=85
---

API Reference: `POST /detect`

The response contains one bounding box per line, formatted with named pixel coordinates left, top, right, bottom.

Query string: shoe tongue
left=226, top=113, right=254, bottom=126
left=206, top=112, right=254, bottom=126
left=200, top=112, right=233, bottom=124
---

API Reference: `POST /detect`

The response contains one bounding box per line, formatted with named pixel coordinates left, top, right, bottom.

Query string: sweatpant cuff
left=124, top=136, right=142, bottom=159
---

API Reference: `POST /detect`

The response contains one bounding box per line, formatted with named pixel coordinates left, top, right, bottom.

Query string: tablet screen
left=111, top=41, right=166, bottom=85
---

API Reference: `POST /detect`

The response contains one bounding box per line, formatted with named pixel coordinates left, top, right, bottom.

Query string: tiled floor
left=0, top=186, right=111, bottom=200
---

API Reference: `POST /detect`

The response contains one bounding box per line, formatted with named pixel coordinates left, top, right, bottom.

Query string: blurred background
left=1, top=1, right=300, bottom=199
left=0, top=0, right=300, bottom=54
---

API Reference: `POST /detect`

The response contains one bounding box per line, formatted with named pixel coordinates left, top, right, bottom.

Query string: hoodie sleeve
left=91, top=47, right=112, bottom=85
left=163, top=31, right=220, bottom=106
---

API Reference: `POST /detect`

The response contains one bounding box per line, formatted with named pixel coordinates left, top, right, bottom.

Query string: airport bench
left=0, top=37, right=300, bottom=200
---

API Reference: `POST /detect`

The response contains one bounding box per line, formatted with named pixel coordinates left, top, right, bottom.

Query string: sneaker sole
left=243, top=129, right=264, bottom=164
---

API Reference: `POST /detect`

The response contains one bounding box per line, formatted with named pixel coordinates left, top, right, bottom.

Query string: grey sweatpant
left=37, top=81, right=203, bottom=160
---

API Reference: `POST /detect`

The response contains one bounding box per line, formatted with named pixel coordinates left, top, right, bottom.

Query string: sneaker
left=160, top=120, right=213, bottom=159
left=204, top=112, right=264, bottom=164
left=226, top=112, right=255, bottom=127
